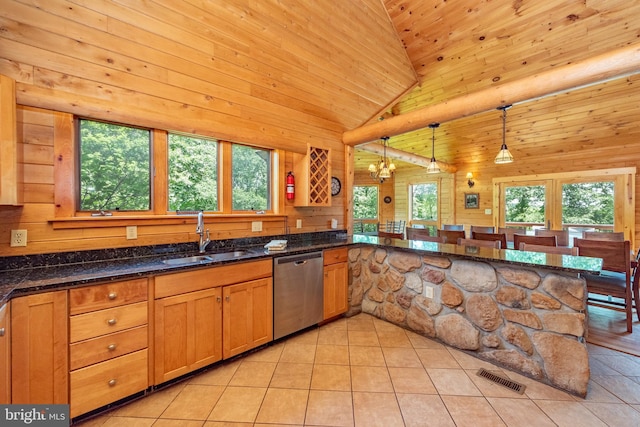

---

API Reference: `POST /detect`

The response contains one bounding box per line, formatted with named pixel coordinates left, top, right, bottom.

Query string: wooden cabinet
left=69, top=278, right=149, bottom=418
left=323, top=248, right=349, bottom=320
left=11, top=291, right=68, bottom=404
left=154, top=287, right=222, bottom=384
left=223, top=277, right=273, bottom=359
left=0, top=302, right=10, bottom=404
left=293, top=144, right=331, bottom=207
left=0, top=74, right=22, bottom=206
left=154, top=259, right=272, bottom=384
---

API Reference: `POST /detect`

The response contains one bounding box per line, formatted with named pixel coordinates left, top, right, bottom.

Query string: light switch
left=296, top=219, right=302, bottom=228
left=252, top=221, right=262, bottom=232
left=485, top=209, right=492, bottom=215
left=126, top=226, right=137, bottom=240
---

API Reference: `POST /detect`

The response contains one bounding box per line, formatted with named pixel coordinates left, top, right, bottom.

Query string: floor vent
left=476, top=368, right=526, bottom=394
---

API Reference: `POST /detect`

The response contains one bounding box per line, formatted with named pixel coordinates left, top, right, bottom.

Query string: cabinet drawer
left=70, top=349, right=148, bottom=418
left=324, top=247, right=348, bottom=265
left=70, top=325, right=148, bottom=371
left=70, top=301, right=147, bottom=343
left=70, top=278, right=148, bottom=315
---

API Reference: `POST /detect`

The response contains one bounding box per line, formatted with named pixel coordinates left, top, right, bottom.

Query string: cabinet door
left=223, top=277, right=273, bottom=359
left=323, top=262, right=349, bottom=320
left=154, top=287, right=222, bottom=384
left=0, top=303, right=10, bottom=404
left=11, top=291, right=68, bottom=404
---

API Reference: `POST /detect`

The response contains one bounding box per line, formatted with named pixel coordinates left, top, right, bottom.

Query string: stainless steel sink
left=162, top=255, right=213, bottom=265
left=162, top=250, right=249, bottom=265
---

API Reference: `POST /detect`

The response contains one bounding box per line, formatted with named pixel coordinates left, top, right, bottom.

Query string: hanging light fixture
left=495, top=104, right=514, bottom=164
left=368, top=136, right=396, bottom=182
left=426, top=123, right=440, bottom=174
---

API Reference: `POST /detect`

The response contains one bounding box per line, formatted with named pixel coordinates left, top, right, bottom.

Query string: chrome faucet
left=196, top=211, right=210, bottom=253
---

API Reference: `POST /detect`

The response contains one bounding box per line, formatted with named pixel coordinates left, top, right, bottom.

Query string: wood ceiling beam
left=344, top=43, right=640, bottom=146
left=357, top=144, right=457, bottom=174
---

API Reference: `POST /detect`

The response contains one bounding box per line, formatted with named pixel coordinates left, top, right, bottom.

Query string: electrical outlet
left=424, top=285, right=434, bottom=299
left=10, top=229, right=27, bottom=247
left=126, top=226, right=138, bottom=240
left=296, top=219, right=302, bottom=229
left=252, top=221, right=262, bottom=232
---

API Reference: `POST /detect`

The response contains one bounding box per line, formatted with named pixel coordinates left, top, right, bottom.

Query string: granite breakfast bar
left=347, top=235, right=603, bottom=397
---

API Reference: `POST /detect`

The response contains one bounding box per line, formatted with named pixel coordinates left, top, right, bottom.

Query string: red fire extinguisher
left=286, top=171, right=295, bottom=200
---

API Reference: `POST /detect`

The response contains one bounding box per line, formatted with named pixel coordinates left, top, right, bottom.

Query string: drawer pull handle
left=107, top=344, right=117, bottom=351
left=108, top=379, right=117, bottom=387
left=108, top=292, right=117, bottom=300
left=107, top=318, right=117, bottom=326
left=225, top=296, right=230, bottom=302
left=217, top=296, right=221, bottom=303
left=0, top=327, right=4, bottom=337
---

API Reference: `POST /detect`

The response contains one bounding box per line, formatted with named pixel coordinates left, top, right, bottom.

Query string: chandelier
left=369, top=136, right=396, bottom=182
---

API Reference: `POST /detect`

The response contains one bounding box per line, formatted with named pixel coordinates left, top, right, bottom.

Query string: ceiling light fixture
left=426, top=123, right=440, bottom=174
left=368, top=136, right=396, bottom=182
left=495, top=104, right=514, bottom=164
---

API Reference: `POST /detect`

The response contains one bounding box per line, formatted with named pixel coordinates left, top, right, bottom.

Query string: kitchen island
left=347, top=234, right=602, bottom=397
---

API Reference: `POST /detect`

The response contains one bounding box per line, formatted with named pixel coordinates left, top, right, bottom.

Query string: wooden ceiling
left=354, top=0, right=640, bottom=175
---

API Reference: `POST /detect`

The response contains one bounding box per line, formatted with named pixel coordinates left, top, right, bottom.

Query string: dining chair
left=471, top=232, right=507, bottom=250
left=437, top=229, right=466, bottom=244
left=377, top=230, right=404, bottom=240
left=582, top=231, right=625, bottom=241
left=442, top=224, right=464, bottom=231
left=406, top=227, right=431, bottom=241
left=458, top=238, right=501, bottom=248
left=386, top=220, right=406, bottom=234
left=519, top=243, right=578, bottom=255
left=574, top=238, right=636, bottom=332
left=535, top=229, right=569, bottom=246
left=498, top=226, right=527, bottom=243
left=470, top=225, right=495, bottom=234
left=513, top=234, right=557, bottom=250
left=353, top=220, right=364, bottom=234
left=410, top=233, right=446, bottom=243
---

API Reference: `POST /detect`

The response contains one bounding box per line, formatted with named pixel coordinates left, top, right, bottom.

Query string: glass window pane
left=232, top=144, right=271, bottom=211
left=168, top=134, right=218, bottom=212
left=411, top=183, right=438, bottom=221
left=505, top=185, right=545, bottom=229
left=79, top=119, right=150, bottom=211
left=562, top=181, right=614, bottom=233
left=354, top=186, right=378, bottom=219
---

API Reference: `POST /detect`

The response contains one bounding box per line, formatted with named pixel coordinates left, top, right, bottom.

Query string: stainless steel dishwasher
left=273, top=251, right=324, bottom=340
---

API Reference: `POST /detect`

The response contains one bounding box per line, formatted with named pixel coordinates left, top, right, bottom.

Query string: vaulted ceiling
left=354, top=0, right=640, bottom=175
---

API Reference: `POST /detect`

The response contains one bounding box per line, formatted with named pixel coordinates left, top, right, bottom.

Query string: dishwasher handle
left=294, top=260, right=307, bottom=266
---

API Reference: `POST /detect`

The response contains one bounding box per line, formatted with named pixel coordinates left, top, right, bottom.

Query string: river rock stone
left=389, top=251, right=423, bottom=273
left=351, top=278, right=363, bottom=307
left=482, top=334, right=501, bottom=348
left=541, top=274, right=585, bottom=311
left=414, top=295, right=442, bottom=316
left=533, top=332, right=589, bottom=397
left=348, top=248, right=361, bottom=262
left=497, top=267, right=541, bottom=289
left=396, top=289, right=416, bottom=309
left=368, top=287, right=385, bottom=303
left=542, top=313, right=586, bottom=337
left=421, top=267, right=446, bottom=284
left=483, top=349, right=544, bottom=379
left=531, top=292, right=562, bottom=310
left=450, top=260, right=498, bottom=292
left=361, top=267, right=374, bottom=293
left=496, top=286, right=530, bottom=309
left=382, top=302, right=406, bottom=324
left=369, top=259, right=382, bottom=274
left=466, top=294, right=502, bottom=331
left=441, top=282, right=464, bottom=307
left=360, top=246, right=375, bottom=260
left=407, top=304, right=436, bottom=337
left=405, top=272, right=423, bottom=294
left=435, top=314, right=480, bottom=350
left=384, top=268, right=405, bottom=291
left=423, top=256, right=451, bottom=269
left=501, top=323, right=533, bottom=355
left=503, top=309, right=542, bottom=329
left=362, top=298, right=378, bottom=315
left=374, top=248, right=388, bottom=264
left=351, top=261, right=362, bottom=277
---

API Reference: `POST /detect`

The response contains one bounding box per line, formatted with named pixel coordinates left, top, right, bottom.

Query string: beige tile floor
left=75, top=313, right=640, bottom=427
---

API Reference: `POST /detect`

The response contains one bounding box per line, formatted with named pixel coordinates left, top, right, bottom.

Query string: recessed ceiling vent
left=476, top=368, right=526, bottom=394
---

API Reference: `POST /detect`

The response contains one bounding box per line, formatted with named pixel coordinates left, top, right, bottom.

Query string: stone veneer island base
left=346, top=245, right=590, bottom=397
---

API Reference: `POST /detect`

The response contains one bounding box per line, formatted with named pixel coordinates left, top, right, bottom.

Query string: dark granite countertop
left=0, top=231, right=603, bottom=306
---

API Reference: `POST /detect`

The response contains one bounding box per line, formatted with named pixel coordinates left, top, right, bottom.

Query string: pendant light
left=495, top=104, right=514, bottom=164
left=426, top=123, right=440, bottom=174
left=368, top=136, right=396, bottom=182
